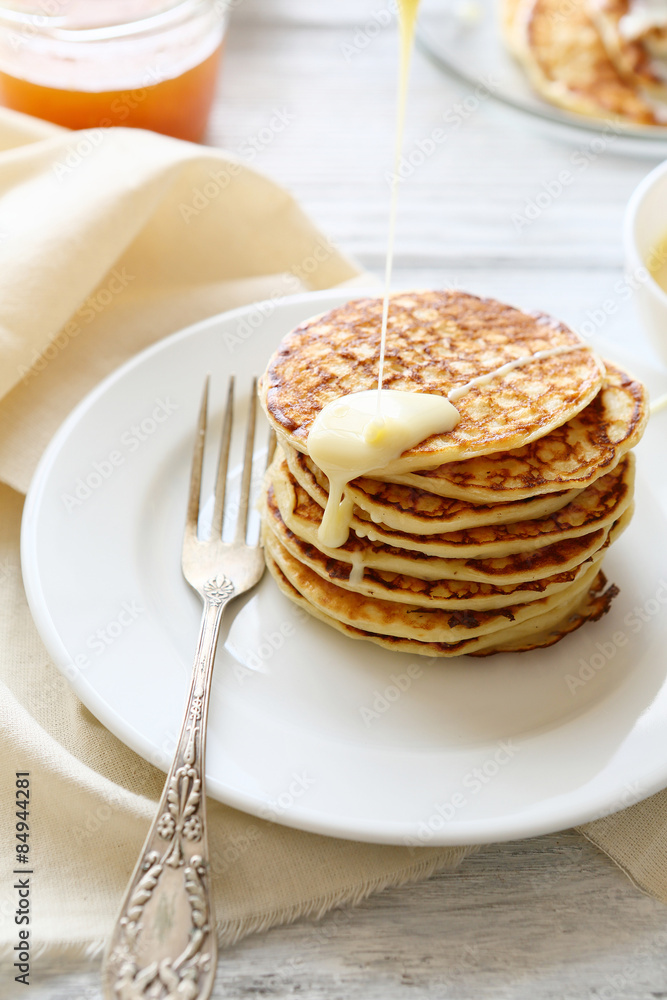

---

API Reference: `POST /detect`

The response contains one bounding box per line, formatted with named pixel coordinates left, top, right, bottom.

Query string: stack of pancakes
left=258, top=291, right=648, bottom=657
left=503, top=0, right=667, bottom=125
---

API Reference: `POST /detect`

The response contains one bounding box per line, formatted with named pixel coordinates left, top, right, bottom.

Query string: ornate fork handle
left=102, top=575, right=234, bottom=1000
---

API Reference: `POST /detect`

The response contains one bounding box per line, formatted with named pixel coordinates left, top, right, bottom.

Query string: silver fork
left=102, top=375, right=274, bottom=1000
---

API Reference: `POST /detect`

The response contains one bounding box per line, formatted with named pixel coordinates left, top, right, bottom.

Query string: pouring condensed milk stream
left=307, top=0, right=587, bottom=551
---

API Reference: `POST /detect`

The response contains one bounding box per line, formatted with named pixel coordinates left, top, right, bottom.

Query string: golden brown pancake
left=260, top=291, right=605, bottom=472
left=262, top=516, right=628, bottom=644
left=265, top=549, right=616, bottom=656
left=505, top=0, right=662, bottom=124
left=262, top=480, right=625, bottom=609
left=271, top=449, right=634, bottom=573
left=284, top=445, right=582, bottom=532
left=263, top=535, right=617, bottom=654
left=391, top=363, right=647, bottom=502
left=278, top=448, right=635, bottom=559
left=258, top=291, right=645, bottom=658
left=471, top=571, right=619, bottom=653
left=266, top=552, right=618, bottom=657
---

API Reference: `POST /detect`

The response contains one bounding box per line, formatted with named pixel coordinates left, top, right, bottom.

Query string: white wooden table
left=27, top=1, right=667, bottom=997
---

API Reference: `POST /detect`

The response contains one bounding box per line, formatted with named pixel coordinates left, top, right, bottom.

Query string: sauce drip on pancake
left=308, top=391, right=460, bottom=547
left=309, top=345, right=588, bottom=548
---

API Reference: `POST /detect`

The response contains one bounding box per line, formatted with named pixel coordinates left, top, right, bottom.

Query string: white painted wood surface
left=23, top=1, right=667, bottom=997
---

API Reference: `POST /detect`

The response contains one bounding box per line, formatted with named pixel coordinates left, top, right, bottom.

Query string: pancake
left=284, top=445, right=583, bottom=532
left=263, top=517, right=623, bottom=643
left=471, top=571, right=619, bottom=653
left=390, top=363, right=647, bottom=502
left=589, top=0, right=667, bottom=100
left=264, top=537, right=616, bottom=655
left=260, top=291, right=605, bottom=472
left=505, top=0, right=662, bottom=124
left=266, top=552, right=618, bottom=657
left=271, top=449, right=634, bottom=575
left=258, top=290, right=645, bottom=659
left=263, top=479, right=627, bottom=608
left=279, top=447, right=635, bottom=559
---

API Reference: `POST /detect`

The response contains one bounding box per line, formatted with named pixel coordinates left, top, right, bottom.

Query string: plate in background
left=418, top=0, right=667, bottom=158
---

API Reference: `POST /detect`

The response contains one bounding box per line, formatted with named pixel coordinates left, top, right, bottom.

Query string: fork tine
left=234, top=377, right=258, bottom=543
left=184, top=376, right=209, bottom=543
left=211, top=376, right=235, bottom=538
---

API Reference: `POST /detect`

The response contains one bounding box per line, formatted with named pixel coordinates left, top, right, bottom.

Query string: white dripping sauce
left=304, top=0, right=591, bottom=561
left=308, top=344, right=586, bottom=551
left=307, top=390, right=460, bottom=549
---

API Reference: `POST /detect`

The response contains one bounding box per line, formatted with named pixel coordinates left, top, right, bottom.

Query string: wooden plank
left=26, top=833, right=667, bottom=1000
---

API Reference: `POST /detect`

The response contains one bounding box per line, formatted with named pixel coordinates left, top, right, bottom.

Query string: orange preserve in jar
left=0, top=0, right=228, bottom=142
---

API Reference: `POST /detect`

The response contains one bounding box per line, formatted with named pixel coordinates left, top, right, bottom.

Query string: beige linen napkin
left=0, top=108, right=472, bottom=962
left=0, top=108, right=664, bottom=964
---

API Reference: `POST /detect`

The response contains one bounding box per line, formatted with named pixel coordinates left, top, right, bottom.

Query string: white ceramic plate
left=418, top=0, right=667, bottom=158
left=21, top=290, right=667, bottom=846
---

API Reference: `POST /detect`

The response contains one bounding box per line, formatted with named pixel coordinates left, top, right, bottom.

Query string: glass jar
left=0, top=0, right=228, bottom=141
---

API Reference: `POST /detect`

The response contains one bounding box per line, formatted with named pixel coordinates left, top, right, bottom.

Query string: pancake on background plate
left=258, top=291, right=648, bottom=658
left=502, top=0, right=667, bottom=124
left=589, top=0, right=667, bottom=102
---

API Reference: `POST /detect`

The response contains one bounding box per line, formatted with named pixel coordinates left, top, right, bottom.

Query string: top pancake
left=260, top=291, right=605, bottom=473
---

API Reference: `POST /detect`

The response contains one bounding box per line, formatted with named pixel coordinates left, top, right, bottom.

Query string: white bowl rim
left=624, top=157, right=667, bottom=308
